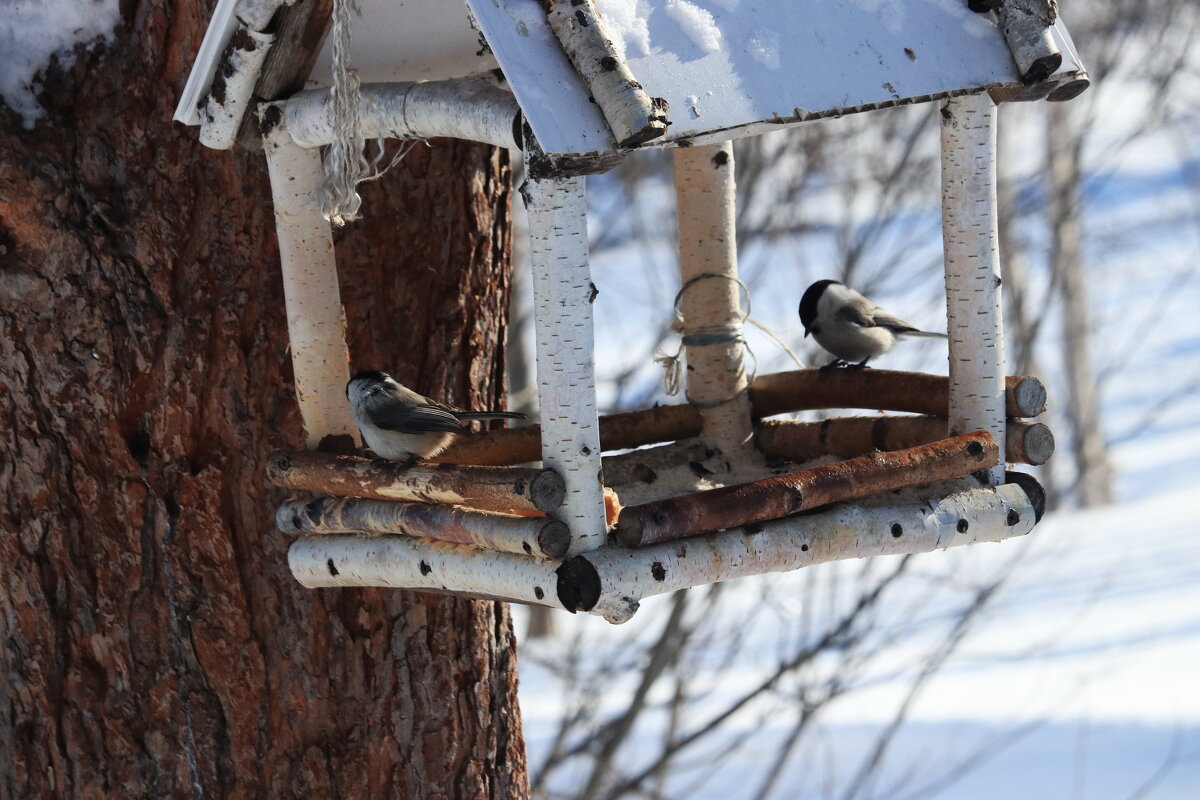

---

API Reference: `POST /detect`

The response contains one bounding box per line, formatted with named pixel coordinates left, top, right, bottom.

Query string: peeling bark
left=0, top=1, right=528, bottom=796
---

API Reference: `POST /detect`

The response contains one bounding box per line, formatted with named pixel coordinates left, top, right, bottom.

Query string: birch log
left=542, top=0, right=668, bottom=147
left=436, top=370, right=1047, bottom=466
left=567, top=479, right=1039, bottom=617
left=941, top=94, right=1006, bottom=486
left=522, top=176, right=609, bottom=552
left=261, top=116, right=357, bottom=450
left=616, top=431, right=1000, bottom=546
left=282, top=79, right=523, bottom=151
left=674, top=143, right=756, bottom=458
left=267, top=451, right=567, bottom=514
left=757, top=417, right=1055, bottom=466
left=199, top=26, right=276, bottom=150
left=994, top=0, right=1062, bottom=85
left=276, top=496, right=571, bottom=558
left=288, top=535, right=641, bottom=621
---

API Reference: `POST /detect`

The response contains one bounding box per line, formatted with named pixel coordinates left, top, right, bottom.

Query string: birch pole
left=522, top=176, right=609, bottom=553
left=941, top=94, right=1006, bottom=486
left=199, top=26, right=275, bottom=150
left=261, top=111, right=357, bottom=449
left=674, top=143, right=757, bottom=460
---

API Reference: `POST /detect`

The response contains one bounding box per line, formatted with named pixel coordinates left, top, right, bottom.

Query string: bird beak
left=803, top=328, right=810, bottom=338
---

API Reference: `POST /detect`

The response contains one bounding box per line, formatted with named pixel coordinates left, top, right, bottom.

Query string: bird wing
left=835, top=300, right=877, bottom=328
left=367, top=401, right=465, bottom=434
left=868, top=307, right=922, bottom=334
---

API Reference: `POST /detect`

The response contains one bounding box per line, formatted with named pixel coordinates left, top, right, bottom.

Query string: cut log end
left=1020, top=423, right=1056, bottom=466
left=530, top=468, right=567, bottom=512
left=537, top=520, right=572, bottom=559
left=1010, top=376, right=1048, bottom=417
left=1005, top=470, right=1047, bottom=522
left=1047, top=75, right=1091, bottom=102
left=613, top=513, right=644, bottom=548
left=1021, top=53, right=1063, bottom=86
left=555, top=556, right=601, bottom=612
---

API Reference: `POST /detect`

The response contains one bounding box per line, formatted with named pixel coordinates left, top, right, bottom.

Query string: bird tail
left=456, top=411, right=527, bottom=422
left=902, top=330, right=948, bottom=339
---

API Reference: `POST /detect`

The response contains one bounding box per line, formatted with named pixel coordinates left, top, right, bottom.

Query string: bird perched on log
left=799, top=280, right=947, bottom=369
left=346, top=371, right=525, bottom=463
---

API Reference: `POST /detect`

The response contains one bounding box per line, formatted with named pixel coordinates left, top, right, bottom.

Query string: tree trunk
left=1048, top=103, right=1113, bottom=506
left=0, top=3, right=528, bottom=798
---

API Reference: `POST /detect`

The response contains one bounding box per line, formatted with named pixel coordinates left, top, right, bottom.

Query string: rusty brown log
left=276, top=496, right=571, bottom=558
left=437, top=370, right=1046, bottom=466
left=268, top=450, right=566, bottom=514
left=757, top=416, right=1055, bottom=466
left=748, top=370, right=1047, bottom=419
left=614, top=431, right=1000, bottom=547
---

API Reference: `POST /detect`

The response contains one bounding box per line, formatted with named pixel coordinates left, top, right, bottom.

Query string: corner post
left=522, top=175, right=609, bottom=553
left=940, top=93, right=1006, bottom=485
left=261, top=108, right=357, bottom=448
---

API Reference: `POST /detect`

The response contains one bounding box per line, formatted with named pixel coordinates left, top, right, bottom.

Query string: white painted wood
left=940, top=93, right=1005, bottom=485
left=545, top=1, right=667, bottom=147
left=673, top=143, right=756, bottom=459
left=281, top=79, right=522, bottom=150
left=523, top=176, right=609, bottom=554
left=463, top=0, right=614, bottom=156
left=579, top=480, right=1036, bottom=617
left=199, top=26, right=275, bottom=150
left=468, top=0, right=1039, bottom=154
left=262, top=117, right=357, bottom=447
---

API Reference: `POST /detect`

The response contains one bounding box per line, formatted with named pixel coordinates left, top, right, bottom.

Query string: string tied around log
left=655, top=273, right=806, bottom=400
left=655, top=273, right=759, bottom=408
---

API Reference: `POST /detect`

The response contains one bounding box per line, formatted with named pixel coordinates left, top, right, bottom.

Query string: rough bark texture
left=0, top=2, right=528, bottom=797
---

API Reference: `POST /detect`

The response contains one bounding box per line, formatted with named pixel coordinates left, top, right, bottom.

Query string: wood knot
left=600, top=56, right=618, bottom=71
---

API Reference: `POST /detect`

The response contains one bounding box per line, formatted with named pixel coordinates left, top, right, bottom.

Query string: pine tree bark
left=0, top=3, right=528, bottom=798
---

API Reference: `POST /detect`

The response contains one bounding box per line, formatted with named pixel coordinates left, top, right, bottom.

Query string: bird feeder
left=176, top=0, right=1086, bottom=623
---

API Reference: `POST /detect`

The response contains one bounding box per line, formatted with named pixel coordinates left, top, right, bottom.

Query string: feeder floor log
left=616, top=431, right=1000, bottom=546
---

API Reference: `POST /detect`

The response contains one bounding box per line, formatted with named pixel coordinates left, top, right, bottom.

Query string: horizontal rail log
left=435, top=370, right=1047, bottom=466
left=276, top=496, right=571, bottom=558
left=615, top=431, right=1000, bottom=547
left=566, top=478, right=1039, bottom=615
left=267, top=450, right=566, bottom=514
left=757, top=417, right=1055, bottom=466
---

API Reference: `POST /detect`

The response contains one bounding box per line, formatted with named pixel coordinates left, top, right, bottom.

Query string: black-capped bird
left=346, top=371, right=525, bottom=463
left=799, top=280, right=947, bottom=368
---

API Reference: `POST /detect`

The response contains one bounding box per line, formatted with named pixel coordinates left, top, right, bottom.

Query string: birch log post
left=941, top=93, right=1006, bottom=486
left=616, top=431, right=1000, bottom=546
left=261, top=114, right=357, bottom=450
left=994, top=0, right=1062, bottom=84
left=281, top=79, right=523, bottom=151
left=674, top=143, right=756, bottom=459
left=542, top=0, right=668, bottom=147
left=757, top=417, right=1055, bottom=466
left=522, top=176, right=609, bottom=552
left=267, top=451, right=567, bottom=514
left=276, top=496, right=572, bottom=558
left=568, top=479, right=1039, bottom=617
left=199, top=26, right=276, bottom=149
left=436, top=370, right=1047, bottom=466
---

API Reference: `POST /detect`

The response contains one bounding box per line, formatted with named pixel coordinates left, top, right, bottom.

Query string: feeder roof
left=176, top=0, right=1085, bottom=156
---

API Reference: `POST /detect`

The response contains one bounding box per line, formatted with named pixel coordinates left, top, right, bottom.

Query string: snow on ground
left=0, top=0, right=120, bottom=127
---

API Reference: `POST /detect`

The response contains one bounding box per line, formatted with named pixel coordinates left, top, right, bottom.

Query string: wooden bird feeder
left=176, top=0, right=1085, bottom=623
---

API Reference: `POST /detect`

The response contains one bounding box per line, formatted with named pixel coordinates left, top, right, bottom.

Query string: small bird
left=799, top=279, right=947, bottom=368
left=346, top=371, right=525, bottom=463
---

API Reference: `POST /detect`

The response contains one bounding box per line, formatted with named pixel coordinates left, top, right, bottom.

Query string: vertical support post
left=522, top=176, right=608, bottom=553
left=940, top=93, right=1005, bottom=485
left=262, top=116, right=357, bottom=449
left=673, top=143, right=756, bottom=459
